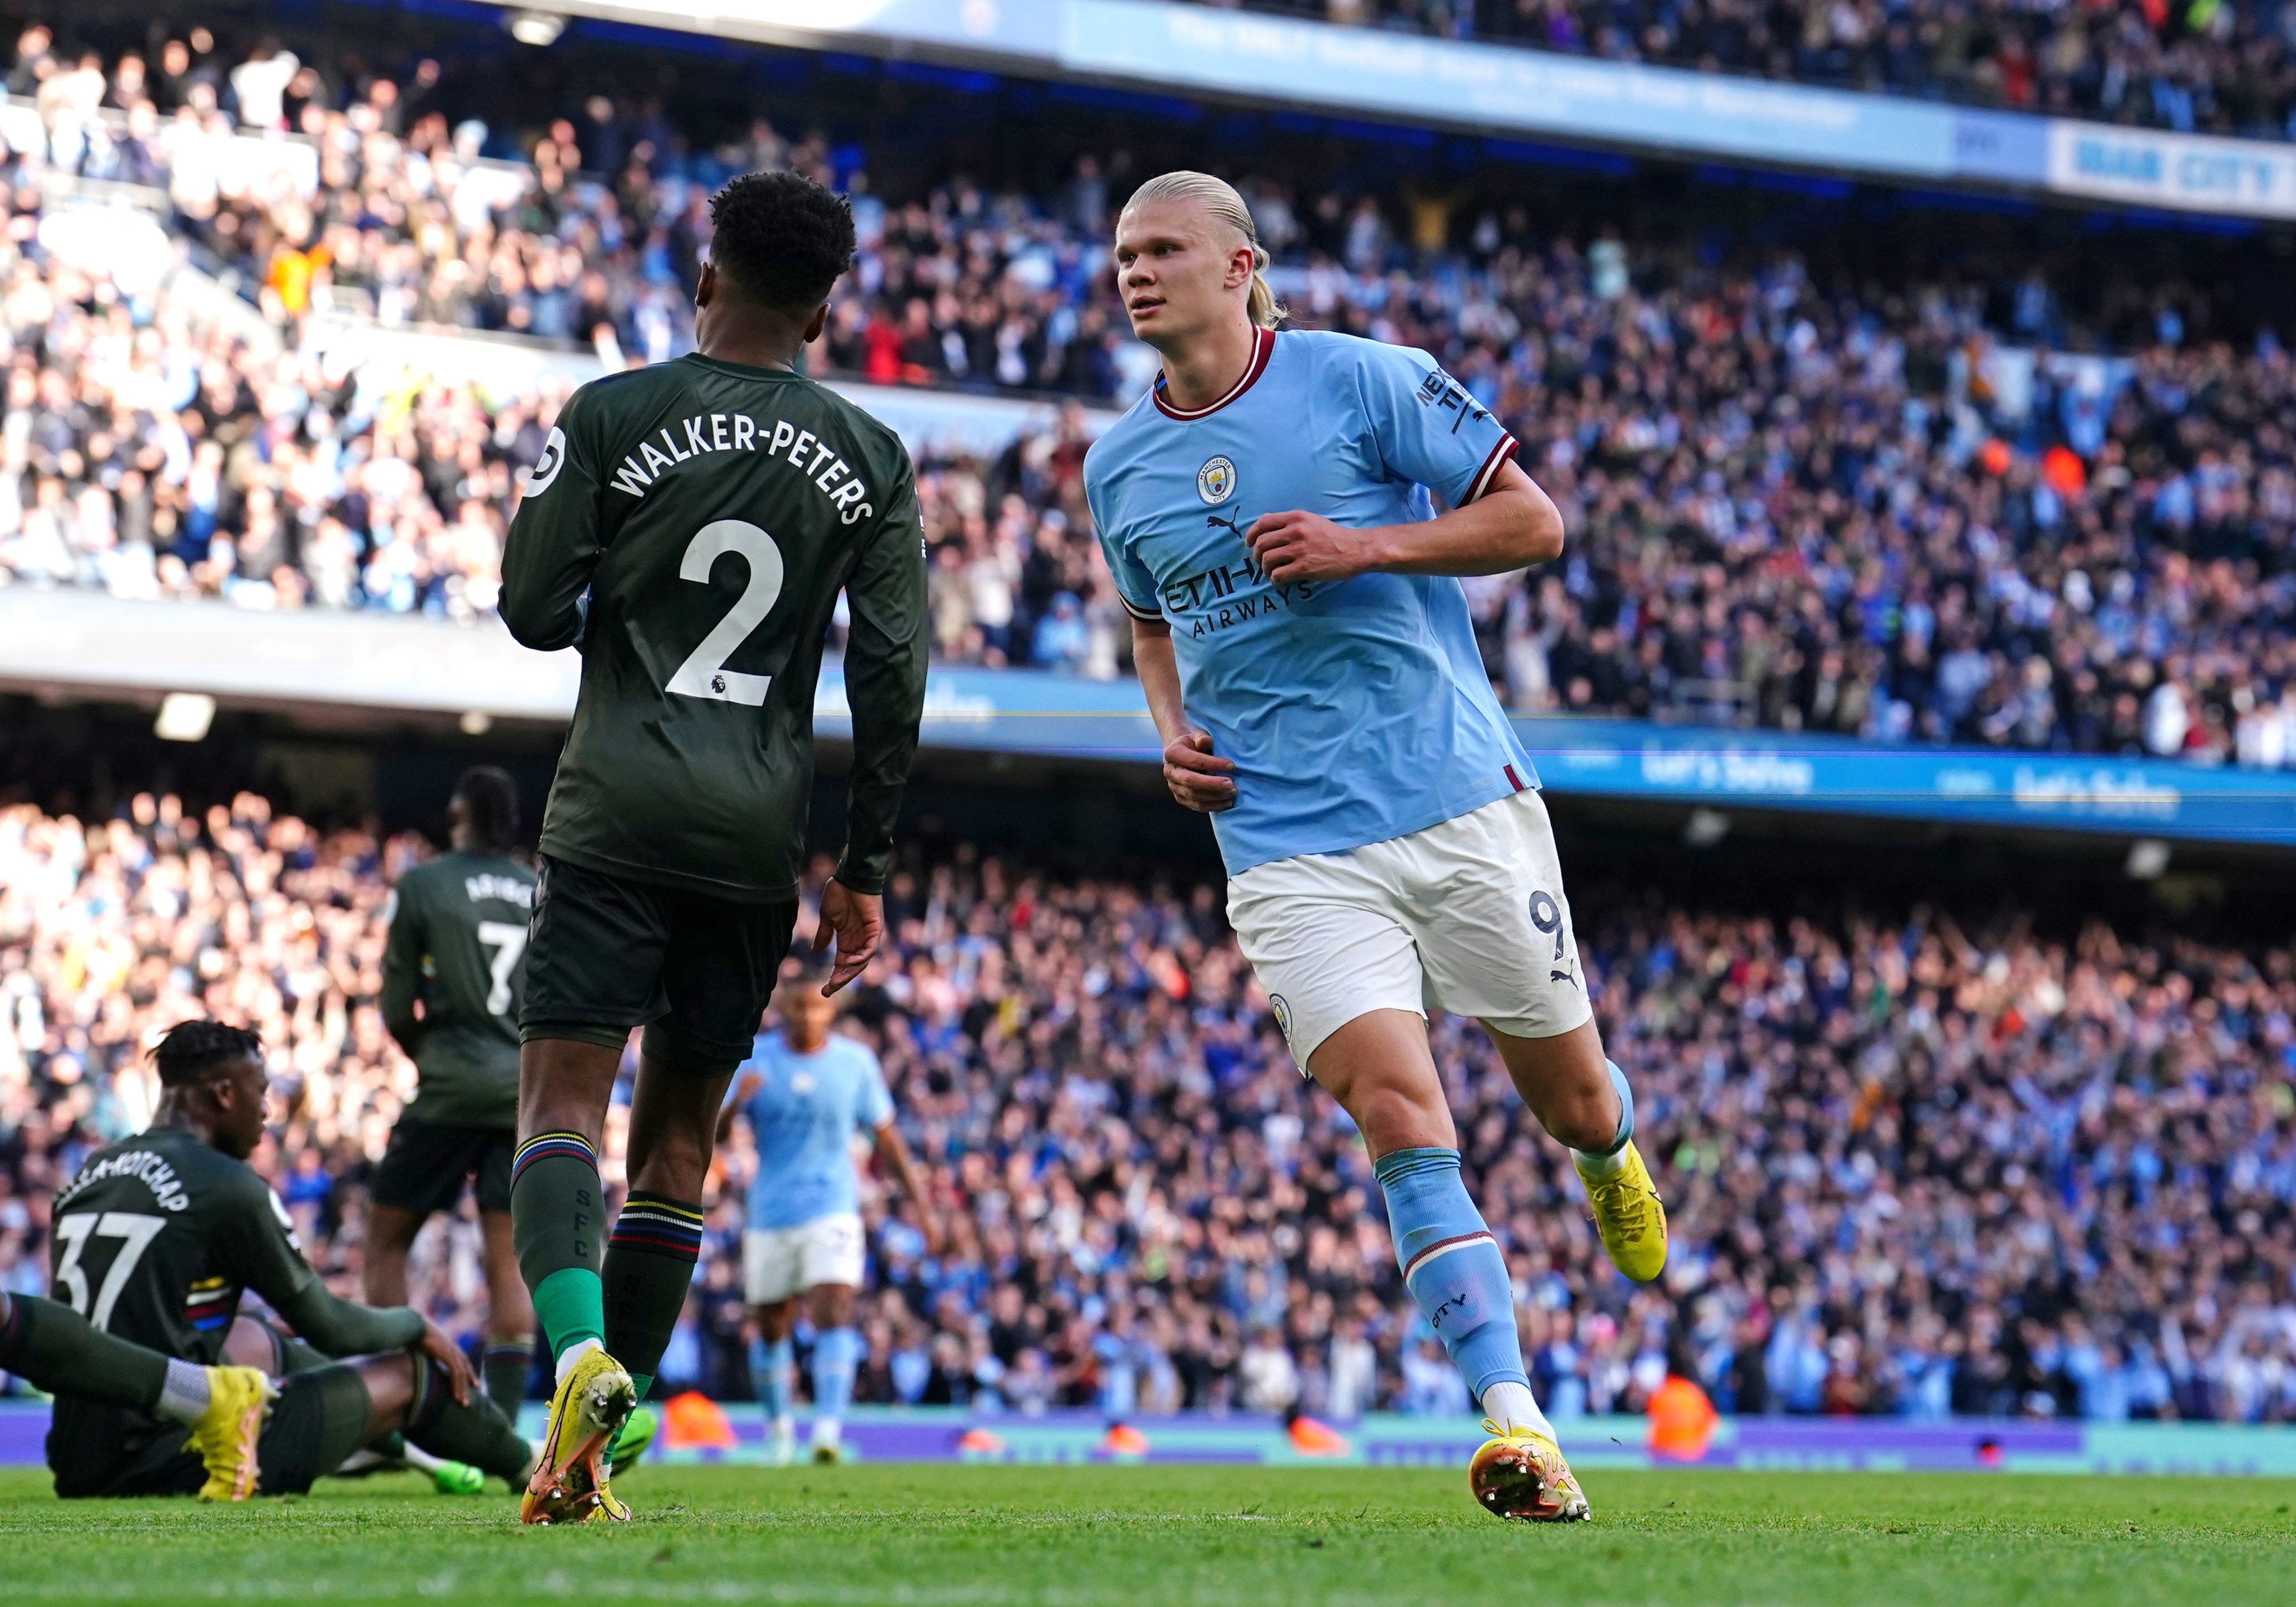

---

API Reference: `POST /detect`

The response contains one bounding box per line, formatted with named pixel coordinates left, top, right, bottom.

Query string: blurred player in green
left=499, top=169, right=927, bottom=1524
left=25, top=1022, right=532, bottom=1499
left=373, top=765, right=542, bottom=1419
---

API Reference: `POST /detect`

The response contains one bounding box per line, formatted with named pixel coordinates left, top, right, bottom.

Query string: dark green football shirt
left=500, top=353, right=928, bottom=902
left=46, top=1126, right=424, bottom=1479
left=379, top=849, right=535, bottom=1127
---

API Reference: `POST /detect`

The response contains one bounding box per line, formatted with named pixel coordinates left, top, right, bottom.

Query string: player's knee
left=1542, top=1081, right=1620, bottom=1152
left=349, top=1352, right=417, bottom=1436
left=1348, top=1083, right=1454, bottom=1155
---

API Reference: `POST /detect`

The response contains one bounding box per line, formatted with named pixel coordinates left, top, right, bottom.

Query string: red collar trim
left=1153, top=326, right=1276, bottom=421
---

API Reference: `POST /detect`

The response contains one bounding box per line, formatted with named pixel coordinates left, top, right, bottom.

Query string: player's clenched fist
left=1245, top=508, right=1379, bottom=584
left=1164, top=727, right=1237, bottom=813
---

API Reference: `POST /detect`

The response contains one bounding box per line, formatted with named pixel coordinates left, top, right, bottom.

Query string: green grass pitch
left=1, top=1465, right=2292, bottom=1606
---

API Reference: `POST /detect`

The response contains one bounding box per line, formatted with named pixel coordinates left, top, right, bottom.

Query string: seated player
left=0, top=1288, right=275, bottom=1499
left=373, top=765, right=541, bottom=1419
left=717, top=952, right=937, bottom=1463
left=39, top=1020, right=532, bottom=1499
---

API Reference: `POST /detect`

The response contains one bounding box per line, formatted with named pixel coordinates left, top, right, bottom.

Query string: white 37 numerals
left=52, top=1211, right=168, bottom=1331
left=666, top=520, right=785, bottom=705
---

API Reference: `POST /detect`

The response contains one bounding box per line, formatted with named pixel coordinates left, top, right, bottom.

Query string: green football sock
left=532, top=1269, right=606, bottom=1365
left=510, top=1132, right=608, bottom=1361
left=602, top=1191, right=705, bottom=1403
left=0, top=1292, right=169, bottom=1414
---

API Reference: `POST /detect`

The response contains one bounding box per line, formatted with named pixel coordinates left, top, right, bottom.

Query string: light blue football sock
left=752, top=1335, right=794, bottom=1423
left=812, top=1327, right=860, bottom=1429
left=1373, top=1147, right=1530, bottom=1406
left=1572, top=1060, right=1637, bottom=1177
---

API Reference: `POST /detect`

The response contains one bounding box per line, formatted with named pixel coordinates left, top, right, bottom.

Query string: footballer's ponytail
left=1244, top=238, right=1282, bottom=331
left=1123, top=170, right=1287, bottom=330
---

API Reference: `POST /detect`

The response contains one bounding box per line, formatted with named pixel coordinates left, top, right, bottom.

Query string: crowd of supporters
left=3, top=790, right=2293, bottom=1424
left=1212, top=0, right=2296, bottom=140
left=2, top=25, right=2294, bottom=760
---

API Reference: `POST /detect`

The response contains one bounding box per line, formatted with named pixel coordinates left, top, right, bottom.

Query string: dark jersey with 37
left=45, top=1127, right=423, bottom=1486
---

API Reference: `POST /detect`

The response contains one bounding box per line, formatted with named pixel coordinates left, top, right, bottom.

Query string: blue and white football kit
left=737, top=1029, right=892, bottom=1301
left=1088, top=326, right=1632, bottom=1457
left=1084, top=327, right=1592, bottom=1070
left=734, top=1027, right=893, bottom=1458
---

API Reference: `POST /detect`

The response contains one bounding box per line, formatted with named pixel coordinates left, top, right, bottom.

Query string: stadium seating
left=2, top=27, right=2292, bottom=768
left=1, top=15, right=2290, bottom=1437
left=1193, top=0, right=2296, bottom=141
left=2, top=791, right=2292, bottom=1423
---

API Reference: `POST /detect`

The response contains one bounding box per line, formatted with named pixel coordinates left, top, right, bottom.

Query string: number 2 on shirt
left=667, top=520, right=784, bottom=705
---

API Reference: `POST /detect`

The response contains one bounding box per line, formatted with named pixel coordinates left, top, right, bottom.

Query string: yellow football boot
left=1577, top=1138, right=1668, bottom=1283
left=519, top=1347, right=636, bottom=1525
left=190, top=1365, right=276, bottom=1502
left=1468, top=1420, right=1591, bottom=1522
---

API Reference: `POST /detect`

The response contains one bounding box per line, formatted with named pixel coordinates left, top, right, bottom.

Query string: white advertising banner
left=2044, top=120, right=2296, bottom=219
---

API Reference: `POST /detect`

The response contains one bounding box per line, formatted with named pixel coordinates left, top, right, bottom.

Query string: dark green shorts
left=53, top=1364, right=373, bottom=1499
left=520, top=855, right=797, bottom=1076
left=371, top=1115, right=515, bottom=1217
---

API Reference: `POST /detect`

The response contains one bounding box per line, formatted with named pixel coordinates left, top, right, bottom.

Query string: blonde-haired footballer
left=1083, top=171, right=1667, bottom=1521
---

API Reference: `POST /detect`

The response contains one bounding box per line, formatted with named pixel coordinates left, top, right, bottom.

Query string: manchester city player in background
left=499, top=169, right=927, bottom=1525
left=1084, top=171, right=1669, bottom=1523
left=717, top=950, right=937, bottom=1466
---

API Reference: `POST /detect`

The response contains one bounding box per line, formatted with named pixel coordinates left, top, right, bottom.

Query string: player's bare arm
left=1131, top=615, right=1236, bottom=813
left=1244, top=459, right=1563, bottom=585
left=871, top=1120, right=943, bottom=1255
left=715, top=1070, right=765, bottom=1146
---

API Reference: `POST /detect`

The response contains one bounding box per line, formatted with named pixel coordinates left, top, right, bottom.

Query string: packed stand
left=1211, top=0, right=2296, bottom=140
left=3, top=791, right=2294, bottom=1424
left=7, top=25, right=2296, bottom=756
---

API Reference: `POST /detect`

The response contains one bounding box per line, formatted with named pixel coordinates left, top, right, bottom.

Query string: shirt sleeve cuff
left=1115, top=589, right=1163, bottom=622
left=1463, top=433, right=1520, bottom=504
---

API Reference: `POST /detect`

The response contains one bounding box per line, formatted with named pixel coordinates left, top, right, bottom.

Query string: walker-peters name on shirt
left=2045, top=121, right=2296, bottom=219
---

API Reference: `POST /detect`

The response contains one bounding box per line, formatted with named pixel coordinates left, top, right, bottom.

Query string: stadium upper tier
left=1, top=28, right=2287, bottom=784
left=1196, top=0, right=2296, bottom=142
left=441, top=0, right=2296, bottom=218
left=2, top=794, right=2292, bottom=1421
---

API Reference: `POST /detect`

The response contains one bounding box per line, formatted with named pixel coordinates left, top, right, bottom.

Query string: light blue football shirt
left=1084, top=327, right=1538, bottom=875
left=738, top=1029, right=893, bottom=1230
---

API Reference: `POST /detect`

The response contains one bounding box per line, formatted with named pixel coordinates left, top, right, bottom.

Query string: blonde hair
left=1121, top=170, right=1286, bottom=329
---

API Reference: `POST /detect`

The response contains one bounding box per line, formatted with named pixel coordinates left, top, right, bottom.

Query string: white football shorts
left=1226, top=788, right=1592, bottom=1070
left=741, top=1211, right=865, bottom=1303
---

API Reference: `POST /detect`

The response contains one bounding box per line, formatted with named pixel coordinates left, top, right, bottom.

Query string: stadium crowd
left=1213, top=0, right=2296, bottom=140
left=3, top=25, right=2294, bottom=761
left=3, top=791, right=2294, bottom=1426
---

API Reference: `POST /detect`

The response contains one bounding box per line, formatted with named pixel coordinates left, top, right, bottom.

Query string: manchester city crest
left=1196, top=455, right=1237, bottom=505
left=1268, top=993, right=1292, bottom=1042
